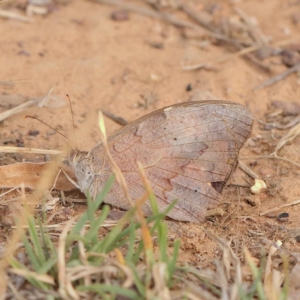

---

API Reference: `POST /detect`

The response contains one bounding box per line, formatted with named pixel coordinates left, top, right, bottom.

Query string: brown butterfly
left=70, top=100, right=253, bottom=224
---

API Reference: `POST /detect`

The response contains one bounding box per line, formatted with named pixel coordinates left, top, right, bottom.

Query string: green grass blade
left=77, top=284, right=139, bottom=299
left=68, top=175, right=115, bottom=239
left=85, top=205, right=110, bottom=243
left=23, top=235, right=41, bottom=270
left=27, top=216, right=45, bottom=264
left=125, top=223, right=137, bottom=262
left=168, top=239, right=180, bottom=281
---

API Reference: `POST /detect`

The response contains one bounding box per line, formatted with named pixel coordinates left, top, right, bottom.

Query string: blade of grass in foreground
left=8, top=174, right=183, bottom=299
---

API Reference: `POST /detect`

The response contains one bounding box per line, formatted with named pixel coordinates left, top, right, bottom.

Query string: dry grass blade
left=182, top=45, right=261, bottom=71
left=254, top=62, right=300, bottom=90
left=93, top=0, right=200, bottom=31
left=204, top=230, right=242, bottom=299
left=0, top=9, right=33, bottom=22
left=152, top=263, right=171, bottom=300
left=0, top=156, right=64, bottom=272
left=234, top=7, right=268, bottom=46
left=9, top=269, right=55, bottom=285
left=0, top=0, right=14, bottom=5
left=98, top=111, right=134, bottom=206
left=58, top=217, right=80, bottom=300
left=240, top=154, right=300, bottom=169
left=0, top=146, right=63, bottom=155
left=101, top=109, right=129, bottom=126
left=264, top=243, right=284, bottom=299
left=0, top=79, right=32, bottom=86
left=0, top=99, right=36, bottom=122
left=238, top=160, right=259, bottom=179
left=272, top=122, right=300, bottom=155
left=98, top=112, right=154, bottom=258
left=260, top=198, right=300, bottom=216
left=0, top=162, right=77, bottom=191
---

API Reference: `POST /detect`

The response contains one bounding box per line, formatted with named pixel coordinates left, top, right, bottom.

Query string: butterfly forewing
left=75, top=101, right=253, bottom=224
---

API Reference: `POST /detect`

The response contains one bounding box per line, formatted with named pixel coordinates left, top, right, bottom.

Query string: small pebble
left=247, top=138, right=256, bottom=147
left=28, top=130, right=40, bottom=136
left=111, top=10, right=129, bottom=21
left=186, top=84, right=193, bottom=92
left=244, top=197, right=261, bottom=207
left=295, top=235, right=300, bottom=243
left=277, top=212, right=289, bottom=222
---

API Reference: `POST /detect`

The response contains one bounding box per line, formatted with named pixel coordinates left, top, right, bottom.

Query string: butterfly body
left=71, top=101, right=253, bottom=224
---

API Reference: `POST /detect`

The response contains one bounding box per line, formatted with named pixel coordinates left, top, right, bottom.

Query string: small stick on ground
left=0, top=99, right=36, bottom=122
left=234, top=7, right=269, bottom=46
left=238, top=160, right=259, bottom=179
left=254, top=62, right=300, bottom=90
left=93, top=0, right=204, bottom=31
left=0, top=146, right=63, bottom=155
left=260, top=198, right=300, bottom=216
left=178, top=1, right=219, bottom=33
left=177, top=1, right=271, bottom=71
left=182, top=44, right=261, bottom=71
left=101, top=110, right=128, bottom=126
left=240, top=154, right=300, bottom=169
left=0, top=9, right=33, bottom=22
left=272, top=122, right=300, bottom=155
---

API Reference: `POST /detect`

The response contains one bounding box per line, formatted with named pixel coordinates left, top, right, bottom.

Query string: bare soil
left=1, top=0, right=300, bottom=291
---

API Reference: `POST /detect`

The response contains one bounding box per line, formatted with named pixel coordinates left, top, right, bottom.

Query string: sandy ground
left=1, top=0, right=300, bottom=281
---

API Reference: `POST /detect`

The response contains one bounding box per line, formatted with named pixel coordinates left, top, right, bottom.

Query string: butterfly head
left=69, top=150, right=94, bottom=194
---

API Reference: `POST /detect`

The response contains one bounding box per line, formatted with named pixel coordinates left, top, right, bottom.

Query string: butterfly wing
left=86, top=101, right=253, bottom=223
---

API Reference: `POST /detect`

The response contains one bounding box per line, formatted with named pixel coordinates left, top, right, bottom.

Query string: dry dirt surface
left=1, top=0, right=300, bottom=298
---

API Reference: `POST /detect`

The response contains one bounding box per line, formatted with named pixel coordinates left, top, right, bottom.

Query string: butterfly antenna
left=25, top=115, right=75, bottom=148
left=66, top=94, right=78, bottom=150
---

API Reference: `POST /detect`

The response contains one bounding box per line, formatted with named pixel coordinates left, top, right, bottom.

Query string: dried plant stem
left=92, top=0, right=201, bottom=31
left=0, top=9, right=33, bottom=22
left=0, top=159, right=62, bottom=272
left=240, top=155, right=300, bottom=168
left=260, top=198, right=300, bottom=216
left=0, top=146, right=63, bottom=155
left=98, top=111, right=134, bottom=207
left=101, top=109, right=128, bottom=126
left=0, top=99, right=36, bottom=122
left=272, top=122, right=300, bottom=155
left=234, top=7, right=268, bottom=46
left=238, top=160, right=259, bottom=179
left=254, top=62, right=300, bottom=90
left=182, top=44, right=261, bottom=71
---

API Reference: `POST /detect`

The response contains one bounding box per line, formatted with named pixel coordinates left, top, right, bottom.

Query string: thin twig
left=260, top=199, right=300, bottom=216
left=0, top=146, right=63, bottom=155
left=272, top=122, right=300, bottom=155
left=178, top=1, right=219, bottom=33
left=92, top=0, right=203, bottom=31
left=254, top=62, right=300, bottom=90
left=0, top=99, right=36, bottom=122
left=240, top=155, right=300, bottom=168
left=234, top=7, right=268, bottom=46
left=177, top=1, right=271, bottom=71
left=101, top=109, right=128, bottom=126
left=182, top=44, right=260, bottom=71
left=0, top=9, right=33, bottom=22
left=238, top=161, right=259, bottom=179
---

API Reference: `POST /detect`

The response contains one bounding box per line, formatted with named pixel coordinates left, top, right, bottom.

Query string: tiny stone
left=28, top=130, right=40, bottom=136
left=186, top=84, right=193, bottom=92
left=48, top=130, right=57, bottom=135
left=111, top=10, right=129, bottom=21
left=279, top=166, right=289, bottom=176
left=247, top=138, right=256, bottom=147
left=277, top=212, right=289, bottom=222
left=244, top=197, right=261, bottom=207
